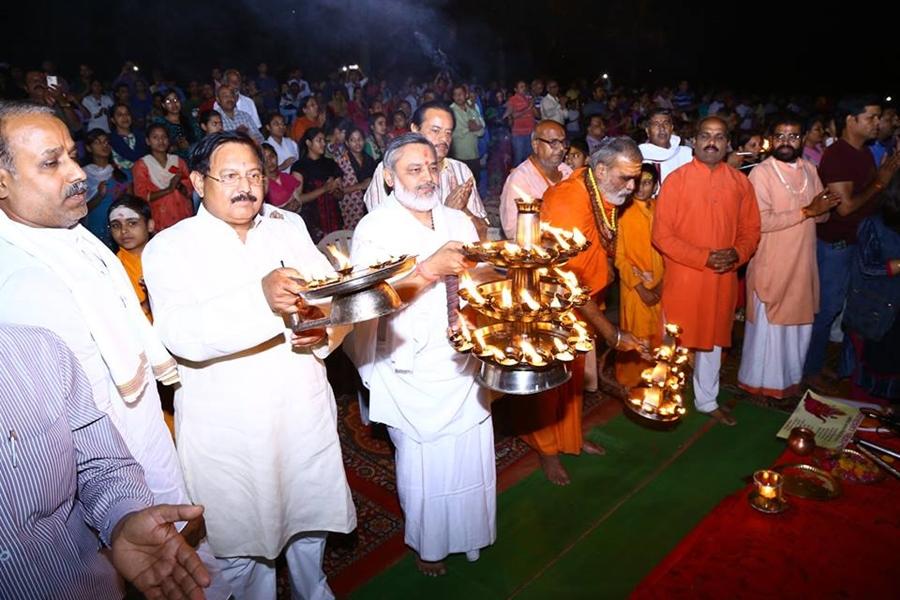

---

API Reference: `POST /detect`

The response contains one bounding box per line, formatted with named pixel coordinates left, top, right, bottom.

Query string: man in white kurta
left=738, top=117, right=838, bottom=398
left=348, top=134, right=495, bottom=576
left=0, top=102, right=231, bottom=598
left=142, top=131, right=355, bottom=599
left=363, top=101, right=488, bottom=233
left=639, top=108, right=693, bottom=183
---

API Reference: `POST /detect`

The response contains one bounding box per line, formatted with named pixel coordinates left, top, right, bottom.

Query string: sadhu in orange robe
left=652, top=158, right=760, bottom=351
left=513, top=167, right=614, bottom=456
left=615, top=199, right=664, bottom=387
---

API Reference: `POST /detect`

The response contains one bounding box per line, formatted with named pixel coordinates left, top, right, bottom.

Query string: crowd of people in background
left=1, top=56, right=899, bottom=597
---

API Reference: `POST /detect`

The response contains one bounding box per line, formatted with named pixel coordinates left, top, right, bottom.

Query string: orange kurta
left=511, top=168, right=609, bottom=455
left=615, top=199, right=664, bottom=386
left=132, top=158, right=193, bottom=231
left=652, top=158, right=761, bottom=350
left=116, top=247, right=152, bottom=322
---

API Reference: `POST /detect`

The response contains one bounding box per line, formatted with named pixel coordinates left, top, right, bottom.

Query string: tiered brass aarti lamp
left=625, top=323, right=689, bottom=422
left=447, top=195, right=595, bottom=394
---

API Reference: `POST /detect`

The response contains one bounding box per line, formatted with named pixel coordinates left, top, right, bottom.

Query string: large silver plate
left=295, top=255, right=416, bottom=300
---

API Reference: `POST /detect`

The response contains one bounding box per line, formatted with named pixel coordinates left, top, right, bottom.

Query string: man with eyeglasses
left=214, top=84, right=263, bottom=144
left=499, top=120, right=573, bottom=239
left=0, top=102, right=233, bottom=598
left=738, top=114, right=838, bottom=401
left=638, top=108, right=692, bottom=183
left=142, top=131, right=356, bottom=598
left=653, top=116, right=761, bottom=427
left=804, top=96, right=900, bottom=393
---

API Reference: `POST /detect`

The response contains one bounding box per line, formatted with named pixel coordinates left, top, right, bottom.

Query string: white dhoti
left=388, top=417, right=497, bottom=562
left=738, top=294, right=811, bottom=398
left=693, top=346, right=723, bottom=413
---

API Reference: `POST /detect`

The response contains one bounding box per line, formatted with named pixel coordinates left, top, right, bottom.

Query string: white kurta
left=347, top=196, right=496, bottom=560
left=0, top=229, right=186, bottom=507
left=142, top=206, right=356, bottom=559
left=362, top=158, right=487, bottom=219
left=639, top=135, right=693, bottom=183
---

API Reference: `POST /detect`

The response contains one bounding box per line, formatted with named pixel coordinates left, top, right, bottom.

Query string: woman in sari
left=132, top=123, right=193, bottom=231
left=333, top=126, right=374, bottom=229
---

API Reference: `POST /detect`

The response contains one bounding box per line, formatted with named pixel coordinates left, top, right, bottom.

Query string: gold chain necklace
left=586, top=168, right=617, bottom=232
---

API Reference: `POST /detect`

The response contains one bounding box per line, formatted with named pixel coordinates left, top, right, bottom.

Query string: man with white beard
left=347, top=133, right=495, bottom=577
left=363, top=101, right=489, bottom=238
left=639, top=108, right=692, bottom=183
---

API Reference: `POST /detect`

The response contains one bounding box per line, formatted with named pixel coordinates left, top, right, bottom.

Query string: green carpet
left=350, top=401, right=786, bottom=600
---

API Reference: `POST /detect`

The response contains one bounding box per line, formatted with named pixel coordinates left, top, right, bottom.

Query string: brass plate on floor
left=775, top=463, right=841, bottom=500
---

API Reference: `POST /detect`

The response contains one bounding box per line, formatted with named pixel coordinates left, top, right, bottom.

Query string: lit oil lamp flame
left=550, top=296, right=563, bottom=310
left=665, top=323, right=683, bottom=335
left=532, top=245, right=551, bottom=259
left=546, top=226, right=571, bottom=251
left=502, top=241, right=522, bottom=257
left=554, top=268, right=580, bottom=292
left=457, top=311, right=472, bottom=342
left=520, top=288, right=541, bottom=311
left=571, top=227, right=587, bottom=246
left=326, top=244, right=353, bottom=272
left=500, top=286, right=513, bottom=309
left=459, top=272, right=486, bottom=305
left=473, top=328, right=489, bottom=353
left=519, top=340, right=547, bottom=366
left=552, top=337, right=575, bottom=361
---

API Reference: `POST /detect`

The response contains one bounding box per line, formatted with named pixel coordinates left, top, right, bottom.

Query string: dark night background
left=2, top=0, right=897, bottom=96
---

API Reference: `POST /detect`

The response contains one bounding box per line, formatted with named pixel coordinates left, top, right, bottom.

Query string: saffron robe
left=615, top=199, right=664, bottom=387
left=652, top=158, right=760, bottom=350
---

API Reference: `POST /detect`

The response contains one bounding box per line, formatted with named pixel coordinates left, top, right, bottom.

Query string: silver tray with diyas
left=288, top=254, right=416, bottom=332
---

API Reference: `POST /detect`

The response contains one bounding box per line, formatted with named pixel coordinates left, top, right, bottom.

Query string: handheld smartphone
left=46, top=75, right=58, bottom=88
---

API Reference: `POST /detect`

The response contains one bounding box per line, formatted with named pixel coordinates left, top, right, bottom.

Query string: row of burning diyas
left=303, top=245, right=406, bottom=289
left=626, top=322, right=690, bottom=422
left=460, top=224, right=589, bottom=266
left=447, top=316, right=594, bottom=369
left=458, top=269, right=589, bottom=315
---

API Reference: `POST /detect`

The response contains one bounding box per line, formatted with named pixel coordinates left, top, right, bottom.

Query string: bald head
left=531, top=120, right=568, bottom=169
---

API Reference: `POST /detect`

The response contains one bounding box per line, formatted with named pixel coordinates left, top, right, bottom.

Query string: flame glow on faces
left=459, top=272, right=486, bottom=304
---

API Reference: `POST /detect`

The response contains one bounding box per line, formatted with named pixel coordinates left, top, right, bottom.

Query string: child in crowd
left=108, top=196, right=155, bottom=321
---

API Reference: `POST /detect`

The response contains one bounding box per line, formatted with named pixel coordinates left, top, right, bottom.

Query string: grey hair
left=383, top=132, right=436, bottom=173
left=588, top=136, right=642, bottom=169
left=0, top=101, right=55, bottom=174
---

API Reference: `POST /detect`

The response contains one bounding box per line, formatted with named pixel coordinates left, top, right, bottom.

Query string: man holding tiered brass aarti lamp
left=454, top=137, right=651, bottom=486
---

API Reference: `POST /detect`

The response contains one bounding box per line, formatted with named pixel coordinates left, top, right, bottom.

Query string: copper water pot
left=787, top=427, right=817, bottom=456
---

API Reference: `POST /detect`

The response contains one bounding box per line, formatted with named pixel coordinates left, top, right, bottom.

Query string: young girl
left=83, top=129, right=133, bottom=248
left=108, top=196, right=155, bottom=321
left=132, top=124, right=194, bottom=230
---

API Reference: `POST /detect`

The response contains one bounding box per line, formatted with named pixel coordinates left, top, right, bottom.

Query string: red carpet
left=633, top=435, right=900, bottom=599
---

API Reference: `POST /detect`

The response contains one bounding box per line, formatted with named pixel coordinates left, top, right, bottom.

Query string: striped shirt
left=0, top=324, right=153, bottom=600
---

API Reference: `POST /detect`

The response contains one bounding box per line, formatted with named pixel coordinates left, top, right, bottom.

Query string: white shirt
left=214, top=92, right=262, bottom=129
left=540, top=94, right=566, bottom=125
left=81, top=94, right=114, bottom=132
left=265, top=135, right=300, bottom=173
left=639, top=134, right=694, bottom=183
left=363, top=157, right=487, bottom=218
left=347, top=196, right=489, bottom=441
left=142, top=205, right=356, bottom=558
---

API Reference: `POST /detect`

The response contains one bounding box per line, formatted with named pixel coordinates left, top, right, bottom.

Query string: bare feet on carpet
left=415, top=556, right=447, bottom=577
left=538, top=454, right=571, bottom=486
left=581, top=440, right=606, bottom=456
left=707, top=407, right=737, bottom=427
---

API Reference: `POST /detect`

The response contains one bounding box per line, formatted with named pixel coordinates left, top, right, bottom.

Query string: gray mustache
left=65, top=180, right=88, bottom=198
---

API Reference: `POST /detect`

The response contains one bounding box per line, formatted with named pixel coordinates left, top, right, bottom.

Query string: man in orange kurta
left=652, top=116, right=761, bottom=426
left=521, top=137, right=648, bottom=485
left=615, top=165, right=664, bottom=387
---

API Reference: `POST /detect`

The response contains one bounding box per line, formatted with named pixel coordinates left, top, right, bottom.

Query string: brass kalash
left=447, top=195, right=595, bottom=394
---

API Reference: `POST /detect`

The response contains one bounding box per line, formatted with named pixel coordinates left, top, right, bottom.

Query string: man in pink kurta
left=652, top=116, right=760, bottom=425
left=499, top=120, right=573, bottom=238
left=738, top=116, right=838, bottom=398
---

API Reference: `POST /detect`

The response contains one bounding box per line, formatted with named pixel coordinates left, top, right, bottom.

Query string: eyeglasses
left=536, top=137, right=569, bottom=150
left=205, top=171, right=265, bottom=187
left=772, top=133, right=802, bottom=143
